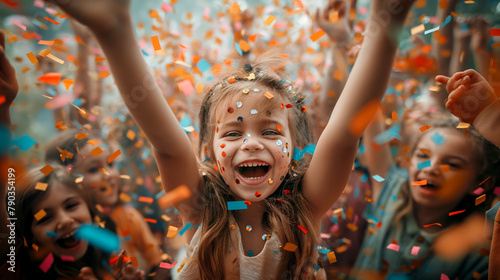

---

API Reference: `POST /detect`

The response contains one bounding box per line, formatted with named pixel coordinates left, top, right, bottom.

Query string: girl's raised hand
left=436, top=69, right=497, bottom=123
left=111, top=250, right=145, bottom=280
left=0, top=30, right=18, bottom=109
left=314, top=0, right=351, bottom=43
left=48, top=0, right=130, bottom=35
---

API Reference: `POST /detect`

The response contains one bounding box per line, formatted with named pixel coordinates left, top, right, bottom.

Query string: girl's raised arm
left=55, top=1, right=202, bottom=226
left=303, top=0, right=414, bottom=219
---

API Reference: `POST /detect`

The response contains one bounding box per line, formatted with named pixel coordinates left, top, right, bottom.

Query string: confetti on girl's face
left=228, top=107, right=234, bottom=114
left=253, top=88, right=259, bottom=92
left=237, top=116, right=243, bottom=122
left=255, top=191, right=261, bottom=197
left=250, top=109, right=258, bottom=115
left=236, top=101, right=243, bottom=108
left=242, top=89, right=249, bottom=94
left=276, top=140, right=282, bottom=146
left=246, top=225, right=252, bottom=232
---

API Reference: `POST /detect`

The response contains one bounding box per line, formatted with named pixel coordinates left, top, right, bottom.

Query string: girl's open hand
left=49, top=0, right=130, bottom=35
left=79, top=267, right=98, bottom=280
left=314, top=0, right=351, bottom=44
left=436, top=69, right=497, bottom=123
left=0, top=31, right=18, bottom=109
left=111, top=250, right=145, bottom=280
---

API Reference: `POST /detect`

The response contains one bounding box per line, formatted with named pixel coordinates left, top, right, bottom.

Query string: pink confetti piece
left=441, top=274, right=450, bottom=280
left=473, top=187, right=485, bottom=195
left=11, top=19, right=27, bottom=31
left=411, top=246, right=420, bottom=256
left=60, top=255, right=75, bottom=262
left=386, top=243, right=400, bottom=252
left=34, top=0, right=44, bottom=8
left=39, top=253, right=54, bottom=272
left=493, top=186, right=500, bottom=196
left=161, top=2, right=173, bottom=13
left=177, top=79, right=195, bottom=96
left=159, top=261, right=177, bottom=269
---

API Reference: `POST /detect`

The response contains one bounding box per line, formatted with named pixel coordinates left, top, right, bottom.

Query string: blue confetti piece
left=45, top=87, right=57, bottom=96
left=14, top=134, right=36, bottom=151
left=441, top=15, right=452, bottom=28
left=247, top=250, right=254, bottom=257
left=424, top=26, right=440, bottom=35
left=155, top=190, right=165, bottom=200
left=45, top=231, right=58, bottom=238
left=0, top=124, right=11, bottom=154
left=360, top=173, right=368, bottom=182
left=367, top=216, right=379, bottom=224
left=313, top=264, right=320, bottom=271
left=192, top=224, right=201, bottom=229
left=417, top=160, right=431, bottom=170
left=358, top=145, right=365, bottom=155
left=372, top=175, right=385, bottom=182
left=303, top=144, right=316, bottom=155
left=121, top=236, right=131, bottom=242
left=75, top=224, right=119, bottom=254
left=354, top=188, right=359, bottom=198
left=196, top=58, right=211, bottom=73
left=179, top=222, right=191, bottom=236
left=142, top=49, right=149, bottom=56
left=319, top=248, right=330, bottom=254
left=460, top=23, right=469, bottom=31
left=235, top=42, right=243, bottom=56
left=292, top=147, right=304, bottom=161
left=227, top=201, right=247, bottom=210
left=73, top=98, right=83, bottom=107
left=430, top=131, right=445, bottom=145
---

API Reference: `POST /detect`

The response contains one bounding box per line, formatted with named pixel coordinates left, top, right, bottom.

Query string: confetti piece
left=419, top=125, right=431, bottom=132
left=34, top=209, right=47, bottom=221
left=473, top=187, right=485, bottom=195
left=43, top=16, right=60, bottom=25
left=60, top=255, right=75, bottom=262
left=55, top=121, right=68, bottom=130
left=417, top=160, right=431, bottom=170
left=333, top=70, right=344, bottom=81
left=157, top=185, right=192, bottom=209
left=310, top=29, right=326, bottom=42
left=423, top=223, right=442, bottom=228
left=11, top=18, right=26, bottom=30
left=298, top=225, right=308, bottom=234
left=110, top=256, right=130, bottom=265
left=26, top=52, right=38, bottom=64
left=441, top=15, right=452, bottom=28
left=14, top=134, right=36, bottom=151
left=39, top=253, right=54, bottom=272
left=449, top=209, right=466, bottom=216
left=475, top=194, right=486, bottom=206
left=75, top=132, right=88, bottom=140
left=119, top=193, right=132, bottom=203
left=90, top=147, right=103, bottom=157
left=424, top=26, right=440, bottom=35
left=473, top=272, right=482, bottom=279
left=391, top=111, right=398, bottom=121
left=40, top=164, right=54, bottom=175
left=491, top=29, right=500, bottom=37
left=441, top=273, right=450, bottom=280
left=38, top=49, right=52, bottom=57
left=431, top=131, right=445, bottom=145
left=35, top=182, right=48, bottom=191
left=62, top=79, right=74, bottom=90
left=167, top=226, right=178, bottom=239
left=283, top=243, right=297, bottom=252
left=196, top=82, right=203, bottom=94
left=327, top=251, right=337, bottom=263
left=264, top=15, right=276, bottom=25
left=372, top=175, right=385, bottom=182
left=144, top=218, right=157, bottom=224
left=177, top=79, right=195, bottom=96
left=457, top=123, right=470, bottom=129
left=139, top=196, right=154, bottom=204
left=75, top=224, right=119, bottom=253
left=411, top=180, right=428, bottom=186
left=159, top=261, right=177, bottom=269
left=107, top=149, right=121, bottom=163
left=46, top=231, right=58, bottom=237
left=238, top=40, right=251, bottom=52
left=349, top=100, right=379, bottom=137
left=411, top=24, right=425, bottom=35
left=38, top=40, right=54, bottom=45
left=386, top=243, right=400, bottom=252
left=151, top=36, right=161, bottom=51
left=38, top=72, right=62, bottom=85
left=227, top=201, right=247, bottom=210
left=196, top=58, right=211, bottom=73
left=411, top=246, right=420, bottom=255
left=479, top=176, right=491, bottom=186
left=179, top=222, right=191, bottom=236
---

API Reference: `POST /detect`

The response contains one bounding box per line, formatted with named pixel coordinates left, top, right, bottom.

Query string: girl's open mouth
left=237, top=162, right=270, bottom=180
left=56, top=230, right=81, bottom=250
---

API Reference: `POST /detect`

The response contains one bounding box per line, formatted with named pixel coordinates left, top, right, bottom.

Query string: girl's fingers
left=435, top=75, right=450, bottom=85
left=447, top=73, right=469, bottom=94
left=448, top=84, right=467, bottom=102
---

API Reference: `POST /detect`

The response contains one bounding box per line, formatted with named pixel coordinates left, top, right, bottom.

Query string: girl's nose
left=56, top=212, right=75, bottom=232
left=241, top=138, right=264, bottom=152
left=420, top=160, right=440, bottom=175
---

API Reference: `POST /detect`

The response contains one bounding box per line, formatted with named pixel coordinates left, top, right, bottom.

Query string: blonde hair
left=195, top=53, right=321, bottom=279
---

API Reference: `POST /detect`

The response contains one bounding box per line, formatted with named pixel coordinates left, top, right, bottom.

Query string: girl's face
left=31, top=181, right=92, bottom=260
left=72, top=144, right=120, bottom=208
left=213, top=90, right=294, bottom=202
left=408, top=128, right=481, bottom=212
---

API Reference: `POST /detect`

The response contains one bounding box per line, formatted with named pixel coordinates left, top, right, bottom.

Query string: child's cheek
left=273, top=141, right=291, bottom=182
left=216, top=142, right=228, bottom=174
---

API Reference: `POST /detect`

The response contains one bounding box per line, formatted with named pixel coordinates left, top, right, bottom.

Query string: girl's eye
left=88, top=167, right=99, bottom=173
left=262, top=130, right=279, bottom=136
left=416, top=153, right=428, bottom=159
left=36, top=214, right=51, bottom=224
left=447, top=162, right=461, bottom=169
left=224, top=132, right=241, bottom=137
left=66, top=202, right=80, bottom=209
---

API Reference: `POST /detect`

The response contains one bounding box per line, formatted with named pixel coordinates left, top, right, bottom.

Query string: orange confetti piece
left=90, top=147, right=103, bottom=157
left=423, top=223, right=442, bottom=228
left=391, top=111, right=398, bottom=121
left=419, top=125, right=431, bottom=132
left=126, top=130, right=136, bottom=140
left=34, top=209, right=47, bottom=221
left=150, top=10, right=159, bottom=18
left=349, top=100, right=379, bottom=137
left=38, top=40, right=54, bottom=45
left=120, top=193, right=132, bottom=203
left=144, top=218, right=157, bottom=224
left=26, top=52, right=38, bottom=64
left=139, top=196, right=154, bottom=204
left=264, top=15, right=276, bottom=25
left=157, top=185, right=193, bottom=209
left=277, top=125, right=282, bottom=131
left=40, top=164, right=54, bottom=175
left=7, top=35, right=18, bottom=43
left=75, top=36, right=87, bottom=46
left=87, top=139, right=100, bottom=146
left=415, top=0, right=427, bottom=8
left=196, top=82, right=203, bottom=94
left=333, top=69, right=344, bottom=81
left=107, top=149, right=121, bottom=163
left=62, top=79, right=74, bottom=90
left=47, top=53, right=64, bottom=64
left=475, top=194, right=486, bottom=206
left=277, top=54, right=289, bottom=58
left=238, top=40, right=251, bottom=52
left=43, top=16, right=60, bottom=25
left=151, top=36, right=161, bottom=51
left=298, top=225, right=308, bottom=234
left=248, top=34, right=257, bottom=42
left=95, top=57, right=106, bottom=62
left=283, top=243, right=298, bottom=252
left=98, top=71, right=110, bottom=79
left=310, top=29, right=326, bottom=42
left=440, top=164, right=450, bottom=172
left=167, top=226, right=178, bottom=239
left=411, top=180, right=427, bottom=186
left=55, top=121, right=68, bottom=130
left=449, top=210, right=466, bottom=216
left=178, top=43, right=188, bottom=49
left=327, top=251, right=337, bottom=263
left=75, top=132, right=88, bottom=140
left=37, top=72, right=62, bottom=85
left=21, top=66, right=30, bottom=73
left=35, top=182, right=48, bottom=191
left=264, top=91, right=274, bottom=99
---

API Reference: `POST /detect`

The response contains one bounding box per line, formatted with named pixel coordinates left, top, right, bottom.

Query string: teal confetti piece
left=235, top=42, right=243, bottom=56
left=14, top=134, right=36, bottom=151
left=45, top=231, right=58, bottom=237
left=372, top=175, right=385, bottom=182
left=431, top=131, right=445, bottom=145
left=0, top=124, right=11, bottom=154
left=179, top=222, right=191, bottom=236
left=417, top=160, right=431, bottom=170
left=75, top=224, right=119, bottom=254
left=424, top=26, right=440, bottom=35
left=441, top=15, right=452, bottom=28
left=227, top=201, right=247, bottom=210
left=196, top=58, right=211, bottom=73
left=155, top=190, right=165, bottom=200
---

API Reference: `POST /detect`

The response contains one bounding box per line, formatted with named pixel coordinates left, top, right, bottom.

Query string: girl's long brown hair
left=195, top=53, right=321, bottom=279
